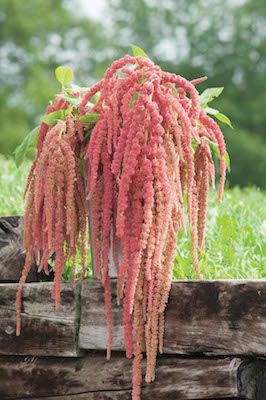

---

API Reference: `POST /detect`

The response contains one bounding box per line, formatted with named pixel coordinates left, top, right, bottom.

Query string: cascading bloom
left=19, top=54, right=227, bottom=400
left=79, top=55, right=227, bottom=399
left=16, top=105, right=88, bottom=336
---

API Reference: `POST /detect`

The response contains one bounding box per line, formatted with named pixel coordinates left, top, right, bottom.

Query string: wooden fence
left=0, top=216, right=266, bottom=400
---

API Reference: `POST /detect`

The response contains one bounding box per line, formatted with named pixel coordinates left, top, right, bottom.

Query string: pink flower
left=17, top=117, right=88, bottom=335
left=83, top=55, right=227, bottom=400
left=20, top=53, right=228, bottom=400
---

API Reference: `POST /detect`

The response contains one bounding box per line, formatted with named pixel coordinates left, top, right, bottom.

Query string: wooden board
left=22, top=396, right=241, bottom=400
left=238, top=360, right=266, bottom=400
left=0, top=355, right=241, bottom=399
left=0, top=216, right=37, bottom=282
left=79, top=279, right=266, bottom=356
left=0, top=282, right=81, bottom=357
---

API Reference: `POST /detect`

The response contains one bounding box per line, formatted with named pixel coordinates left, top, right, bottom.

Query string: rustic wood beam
left=79, top=279, right=266, bottom=356
left=0, top=355, right=241, bottom=399
left=0, top=216, right=37, bottom=282
left=2, top=279, right=266, bottom=358
left=23, top=395, right=241, bottom=400
left=0, top=282, right=81, bottom=357
left=238, top=360, right=266, bottom=400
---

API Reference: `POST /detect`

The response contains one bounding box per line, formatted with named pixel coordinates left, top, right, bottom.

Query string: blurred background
left=0, top=0, right=266, bottom=188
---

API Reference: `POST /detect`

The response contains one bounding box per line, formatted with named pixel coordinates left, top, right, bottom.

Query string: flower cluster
left=80, top=55, right=227, bottom=399
left=16, top=107, right=88, bottom=336
left=19, top=54, right=227, bottom=400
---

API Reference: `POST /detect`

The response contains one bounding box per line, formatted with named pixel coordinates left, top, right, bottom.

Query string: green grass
left=0, top=155, right=30, bottom=215
left=174, top=187, right=266, bottom=279
left=0, top=155, right=265, bottom=280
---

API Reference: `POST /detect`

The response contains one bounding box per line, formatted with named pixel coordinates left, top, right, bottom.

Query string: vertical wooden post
left=0, top=216, right=37, bottom=282
left=238, top=360, right=266, bottom=400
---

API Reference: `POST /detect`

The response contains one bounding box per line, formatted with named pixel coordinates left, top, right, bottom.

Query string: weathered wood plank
left=0, top=355, right=241, bottom=399
left=16, top=393, right=134, bottom=400
left=0, top=216, right=37, bottom=282
left=0, top=282, right=81, bottom=356
left=79, top=279, right=266, bottom=356
left=20, top=396, right=241, bottom=400
left=238, top=360, right=266, bottom=400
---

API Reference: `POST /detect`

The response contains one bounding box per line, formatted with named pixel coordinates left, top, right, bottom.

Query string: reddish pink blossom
left=16, top=117, right=88, bottom=335
left=79, top=80, right=102, bottom=115
left=162, top=71, right=200, bottom=121
left=36, top=97, right=69, bottom=156
left=20, top=53, right=228, bottom=400
left=190, top=76, right=208, bottom=85
left=83, top=55, right=227, bottom=399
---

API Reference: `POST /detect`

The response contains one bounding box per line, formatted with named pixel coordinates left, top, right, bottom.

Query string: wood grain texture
left=0, top=216, right=37, bottom=282
left=21, top=396, right=241, bottom=400
left=79, top=279, right=266, bottom=356
left=238, top=360, right=266, bottom=400
left=0, top=282, right=81, bottom=357
left=0, top=355, right=241, bottom=399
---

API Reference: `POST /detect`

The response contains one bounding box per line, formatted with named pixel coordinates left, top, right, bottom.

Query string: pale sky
left=65, top=0, right=107, bottom=20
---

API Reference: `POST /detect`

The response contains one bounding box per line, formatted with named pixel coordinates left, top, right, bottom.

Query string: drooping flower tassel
left=16, top=116, right=88, bottom=335
left=82, top=54, right=227, bottom=399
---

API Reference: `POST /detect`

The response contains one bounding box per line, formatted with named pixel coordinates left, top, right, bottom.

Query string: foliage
left=0, top=0, right=110, bottom=155
left=55, top=66, right=74, bottom=86
left=174, top=187, right=266, bottom=279
left=224, top=129, right=266, bottom=188
left=131, top=44, right=149, bottom=58
left=0, top=156, right=30, bottom=215
left=14, top=63, right=230, bottom=172
left=1, top=0, right=266, bottom=187
left=107, top=0, right=266, bottom=137
left=104, top=0, right=266, bottom=187
left=13, top=127, right=38, bottom=168
left=199, top=87, right=233, bottom=128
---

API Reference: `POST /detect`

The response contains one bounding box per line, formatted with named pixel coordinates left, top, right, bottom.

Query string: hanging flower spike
left=16, top=113, right=88, bottom=335
left=19, top=52, right=228, bottom=400
left=84, top=54, right=227, bottom=399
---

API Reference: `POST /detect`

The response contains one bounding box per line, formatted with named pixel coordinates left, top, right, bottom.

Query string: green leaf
left=205, top=107, right=233, bottom=128
left=208, top=140, right=231, bottom=172
left=57, top=93, right=81, bottom=106
left=131, top=44, right=149, bottom=58
left=64, top=87, right=74, bottom=95
left=225, top=151, right=231, bottom=172
left=13, top=126, right=39, bottom=167
left=55, top=66, right=74, bottom=85
left=191, top=138, right=198, bottom=152
left=70, top=84, right=90, bottom=93
left=204, top=106, right=219, bottom=116
left=64, top=85, right=90, bottom=95
left=41, top=108, right=72, bottom=126
left=84, top=131, right=92, bottom=142
left=91, top=93, right=100, bottom=104
left=215, top=112, right=233, bottom=128
left=130, top=92, right=140, bottom=108
left=79, top=112, right=100, bottom=125
left=199, top=87, right=224, bottom=106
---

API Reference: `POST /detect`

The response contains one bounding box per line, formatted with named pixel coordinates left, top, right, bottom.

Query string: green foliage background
left=0, top=0, right=266, bottom=188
